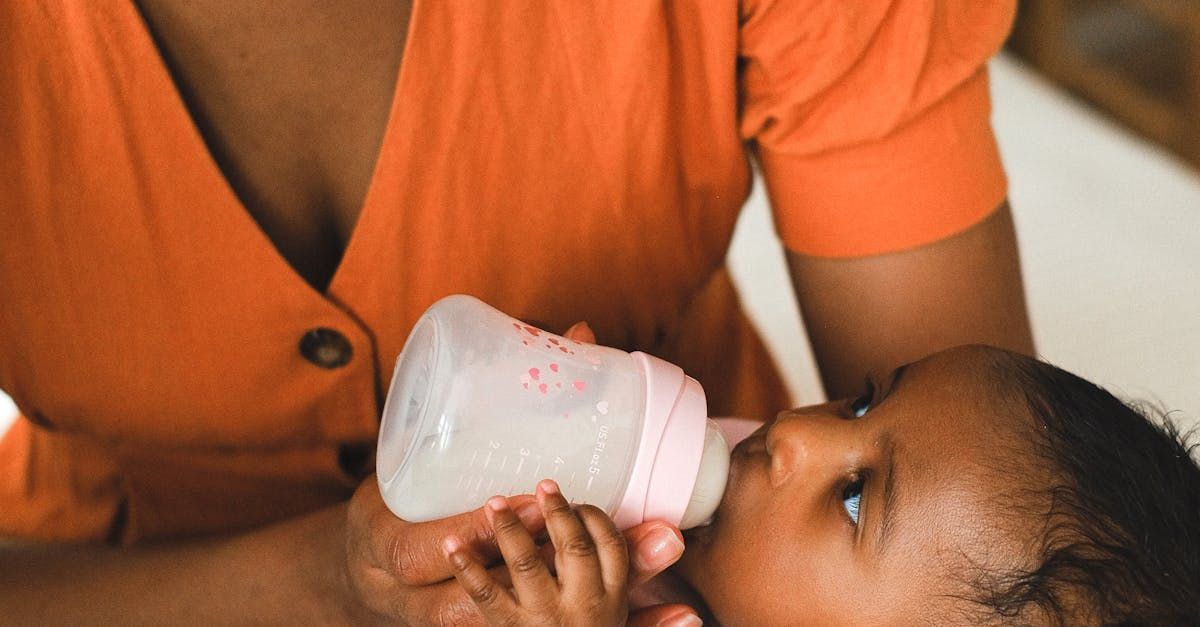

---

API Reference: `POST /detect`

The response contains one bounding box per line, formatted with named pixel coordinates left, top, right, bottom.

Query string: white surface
left=0, top=395, right=13, bottom=434
left=1, top=54, right=1197, bottom=436
left=727, top=53, right=1200, bottom=430
left=991, top=56, right=1200, bottom=429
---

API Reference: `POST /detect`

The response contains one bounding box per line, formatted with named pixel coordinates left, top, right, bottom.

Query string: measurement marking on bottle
left=499, top=456, right=508, bottom=471
left=469, top=450, right=478, bottom=468
left=483, top=451, right=493, bottom=469
left=586, top=475, right=595, bottom=491
left=514, top=457, right=525, bottom=475
left=567, top=472, right=577, bottom=488
left=486, top=477, right=495, bottom=492
left=457, top=475, right=466, bottom=489
left=533, top=460, right=542, bottom=478
left=474, top=475, right=484, bottom=492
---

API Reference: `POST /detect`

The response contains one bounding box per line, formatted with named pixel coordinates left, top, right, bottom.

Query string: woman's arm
left=787, top=201, right=1035, bottom=400
left=0, top=504, right=355, bottom=624
left=0, top=480, right=689, bottom=624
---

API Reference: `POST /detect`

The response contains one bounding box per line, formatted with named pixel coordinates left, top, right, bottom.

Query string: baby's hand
left=442, top=479, right=630, bottom=626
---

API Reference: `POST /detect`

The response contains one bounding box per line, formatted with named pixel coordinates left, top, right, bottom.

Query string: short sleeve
left=739, top=1, right=1015, bottom=257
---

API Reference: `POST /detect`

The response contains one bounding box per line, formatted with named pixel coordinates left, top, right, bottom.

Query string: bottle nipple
left=678, top=419, right=730, bottom=529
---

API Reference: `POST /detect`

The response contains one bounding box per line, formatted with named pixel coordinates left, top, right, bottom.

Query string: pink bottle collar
left=611, top=352, right=708, bottom=529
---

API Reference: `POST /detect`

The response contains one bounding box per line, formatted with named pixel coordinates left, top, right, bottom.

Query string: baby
left=440, top=345, right=1200, bottom=624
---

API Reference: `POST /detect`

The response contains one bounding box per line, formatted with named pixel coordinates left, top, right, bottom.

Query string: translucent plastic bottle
left=376, top=295, right=729, bottom=530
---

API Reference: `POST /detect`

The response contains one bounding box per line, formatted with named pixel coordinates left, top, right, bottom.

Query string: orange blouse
left=0, top=1, right=1012, bottom=543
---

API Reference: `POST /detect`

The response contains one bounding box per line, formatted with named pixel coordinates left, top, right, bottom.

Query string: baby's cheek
left=701, top=546, right=803, bottom=621
left=717, top=534, right=871, bottom=622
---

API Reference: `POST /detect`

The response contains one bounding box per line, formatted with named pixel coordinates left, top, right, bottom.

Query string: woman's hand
left=443, top=479, right=629, bottom=626
left=339, top=479, right=694, bottom=625
left=339, top=479, right=529, bottom=624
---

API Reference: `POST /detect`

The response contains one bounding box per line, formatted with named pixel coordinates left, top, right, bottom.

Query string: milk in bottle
left=376, top=295, right=728, bottom=530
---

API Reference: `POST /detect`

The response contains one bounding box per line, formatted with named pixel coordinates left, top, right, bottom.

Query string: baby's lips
left=734, top=431, right=767, bottom=458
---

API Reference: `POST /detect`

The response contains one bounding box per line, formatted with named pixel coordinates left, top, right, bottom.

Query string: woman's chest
left=134, top=0, right=415, bottom=291
left=1, top=1, right=753, bottom=447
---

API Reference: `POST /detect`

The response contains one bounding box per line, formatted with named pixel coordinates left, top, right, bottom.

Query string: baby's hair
left=966, top=353, right=1200, bottom=625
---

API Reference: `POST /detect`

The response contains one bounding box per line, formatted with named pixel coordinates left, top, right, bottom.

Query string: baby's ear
left=563, top=321, right=596, bottom=344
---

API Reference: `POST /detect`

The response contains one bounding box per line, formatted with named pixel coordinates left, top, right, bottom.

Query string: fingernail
left=657, top=612, right=702, bottom=627
left=442, top=536, right=469, bottom=569
left=636, top=527, right=684, bottom=573
left=538, top=479, right=559, bottom=495
left=441, top=535, right=462, bottom=558
left=487, top=496, right=508, bottom=513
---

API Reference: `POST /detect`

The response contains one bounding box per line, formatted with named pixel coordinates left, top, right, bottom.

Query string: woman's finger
left=575, top=504, right=630, bottom=595
left=403, top=563, right=528, bottom=626
left=442, top=534, right=523, bottom=624
left=484, top=496, right=559, bottom=611
left=628, top=604, right=703, bottom=627
left=537, top=480, right=604, bottom=601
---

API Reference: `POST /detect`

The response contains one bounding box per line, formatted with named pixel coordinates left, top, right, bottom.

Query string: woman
left=0, top=1, right=1033, bottom=622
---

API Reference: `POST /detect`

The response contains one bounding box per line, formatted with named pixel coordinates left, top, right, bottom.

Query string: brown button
left=300, top=328, right=352, bottom=369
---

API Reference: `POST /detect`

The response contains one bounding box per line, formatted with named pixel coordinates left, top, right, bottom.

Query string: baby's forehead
left=908, top=345, right=1044, bottom=437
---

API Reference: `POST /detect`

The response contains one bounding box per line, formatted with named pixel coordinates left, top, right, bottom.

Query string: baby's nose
left=765, top=410, right=841, bottom=488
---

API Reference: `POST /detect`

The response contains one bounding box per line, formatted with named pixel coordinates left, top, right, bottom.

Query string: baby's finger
left=537, top=480, right=603, bottom=600
left=352, top=478, right=544, bottom=587
left=442, top=534, right=522, bottom=624
left=562, top=321, right=596, bottom=344
left=484, top=496, right=559, bottom=612
left=575, top=504, right=630, bottom=596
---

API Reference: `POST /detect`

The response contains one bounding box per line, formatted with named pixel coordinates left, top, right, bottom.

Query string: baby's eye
left=849, top=378, right=876, bottom=418
left=842, top=477, right=864, bottom=525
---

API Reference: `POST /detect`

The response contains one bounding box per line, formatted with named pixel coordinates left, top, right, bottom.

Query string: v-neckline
left=126, top=0, right=423, bottom=301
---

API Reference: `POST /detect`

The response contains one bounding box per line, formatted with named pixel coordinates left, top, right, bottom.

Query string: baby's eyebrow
left=887, top=363, right=911, bottom=395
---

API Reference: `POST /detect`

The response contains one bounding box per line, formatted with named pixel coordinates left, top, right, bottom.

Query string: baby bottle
left=376, top=295, right=729, bottom=530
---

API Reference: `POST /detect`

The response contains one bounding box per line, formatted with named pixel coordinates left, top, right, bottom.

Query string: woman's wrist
left=209, top=502, right=360, bottom=624
left=303, top=503, right=359, bottom=623
left=291, top=503, right=366, bottom=624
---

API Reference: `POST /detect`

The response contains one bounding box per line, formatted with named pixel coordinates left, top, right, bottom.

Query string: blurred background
left=2, top=3, right=1198, bottom=435
left=1008, top=0, right=1200, bottom=171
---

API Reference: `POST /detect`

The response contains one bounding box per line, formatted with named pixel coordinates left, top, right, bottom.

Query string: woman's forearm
left=0, top=504, right=352, bottom=625
left=787, top=201, right=1034, bottom=399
